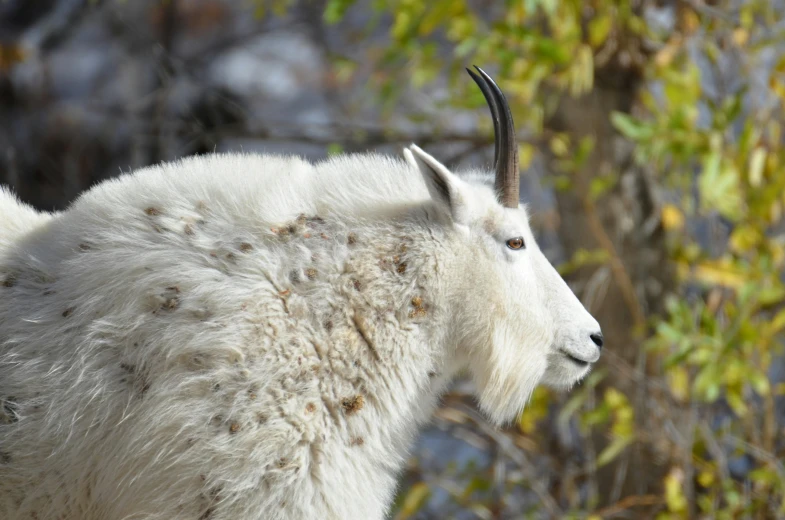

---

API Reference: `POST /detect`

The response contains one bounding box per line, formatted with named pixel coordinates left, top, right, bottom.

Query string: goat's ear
left=405, top=144, right=471, bottom=224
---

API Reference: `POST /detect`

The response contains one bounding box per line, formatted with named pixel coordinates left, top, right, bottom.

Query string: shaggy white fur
left=0, top=146, right=601, bottom=520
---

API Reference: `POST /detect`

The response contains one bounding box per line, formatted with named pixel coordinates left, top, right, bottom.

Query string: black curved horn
left=466, top=67, right=500, bottom=171
left=466, top=65, right=520, bottom=208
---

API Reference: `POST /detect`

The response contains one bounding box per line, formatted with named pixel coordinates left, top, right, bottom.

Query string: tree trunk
left=546, top=61, right=676, bottom=505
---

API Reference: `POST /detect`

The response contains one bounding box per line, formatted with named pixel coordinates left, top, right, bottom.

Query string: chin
left=540, top=357, right=593, bottom=389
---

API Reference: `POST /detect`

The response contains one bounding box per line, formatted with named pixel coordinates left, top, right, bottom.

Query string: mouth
left=563, top=352, right=590, bottom=368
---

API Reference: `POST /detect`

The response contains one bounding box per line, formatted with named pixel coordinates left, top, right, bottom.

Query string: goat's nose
left=589, top=332, right=604, bottom=350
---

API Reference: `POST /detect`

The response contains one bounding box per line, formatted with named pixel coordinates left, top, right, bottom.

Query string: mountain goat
left=0, top=66, right=602, bottom=520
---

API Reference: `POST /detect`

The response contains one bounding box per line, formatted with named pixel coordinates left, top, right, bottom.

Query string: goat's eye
left=506, top=237, right=525, bottom=250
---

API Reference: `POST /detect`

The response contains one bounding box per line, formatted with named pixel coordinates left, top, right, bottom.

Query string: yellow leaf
left=727, top=390, right=748, bottom=416
left=664, top=468, right=688, bottom=512
left=668, top=366, right=690, bottom=403
left=574, top=45, right=594, bottom=95
left=748, top=147, right=766, bottom=187
left=661, top=204, right=685, bottom=231
left=698, top=470, right=715, bottom=487
left=655, top=39, right=681, bottom=68
left=771, top=78, right=785, bottom=100
left=518, top=386, right=550, bottom=434
left=395, top=482, right=431, bottom=519
left=692, top=261, right=747, bottom=289
left=699, top=152, right=743, bottom=221
left=729, top=225, right=762, bottom=253
left=680, top=7, right=700, bottom=35
left=420, top=2, right=452, bottom=37
left=732, top=28, right=749, bottom=46
left=771, top=201, right=782, bottom=224
left=750, top=372, right=770, bottom=396
left=597, top=436, right=633, bottom=467
left=518, top=143, right=535, bottom=171
left=549, top=135, right=569, bottom=157
left=772, top=242, right=785, bottom=267
left=588, top=15, right=613, bottom=48
left=392, top=11, right=412, bottom=41
left=0, top=43, right=27, bottom=72
left=769, top=309, right=785, bottom=335
left=605, top=388, right=627, bottom=408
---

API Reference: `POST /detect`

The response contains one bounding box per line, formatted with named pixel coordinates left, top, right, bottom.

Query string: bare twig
left=147, top=0, right=178, bottom=165
left=579, top=190, right=646, bottom=330
left=698, top=421, right=729, bottom=482
left=449, top=403, right=564, bottom=518
left=592, top=494, right=663, bottom=518
left=678, top=0, right=736, bottom=24
left=726, top=434, right=785, bottom=480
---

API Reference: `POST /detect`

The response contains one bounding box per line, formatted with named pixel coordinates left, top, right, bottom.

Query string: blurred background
left=1, top=0, right=785, bottom=518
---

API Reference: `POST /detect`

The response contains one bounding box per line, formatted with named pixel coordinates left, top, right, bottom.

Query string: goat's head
left=404, top=66, right=603, bottom=424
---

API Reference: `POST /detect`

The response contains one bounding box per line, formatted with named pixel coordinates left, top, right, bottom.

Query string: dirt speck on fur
left=408, top=307, right=427, bottom=319
left=341, top=395, right=364, bottom=415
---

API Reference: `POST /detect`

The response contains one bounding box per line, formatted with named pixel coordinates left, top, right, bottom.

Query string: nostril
left=590, top=332, right=604, bottom=349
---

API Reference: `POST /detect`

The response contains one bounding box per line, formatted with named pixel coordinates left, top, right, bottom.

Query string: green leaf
left=558, top=390, right=587, bottom=426
left=611, top=112, right=654, bottom=140
left=699, top=152, right=743, bottom=220
left=454, top=37, right=477, bottom=58
left=323, top=0, right=357, bottom=24
left=769, top=309, right=785, bottom=335
left=588, top=14, right=613, bottom=47
left=326, top=143, right=344, bottom=157
left=749, top=371, right=770, bottom=396
left=596, top=436, right=634, bottom=467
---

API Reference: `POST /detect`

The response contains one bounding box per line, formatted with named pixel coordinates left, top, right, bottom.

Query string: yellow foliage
left=698, top=470, right=715, bottom=488
left=655, top=38, right=682, bottom=68
left=769, top=308, right=785, bottom=336
left=732, top=29, right=749, bottom=47
left=518, top=386, right=550, bottom=434
left=729, top=225, right=762, bottom=253
left=588, top=15, right=612, bottom=48
left=668, top=366, right=690, bottom=403
left=549, top=135, right=570, bottom=157
left=692, top=261, right=747, bottom=289
left=0, top=43, right=26, bottom=72
left=518, top=143, right=535, bottom=171
left=664, top=468, right=688, bottom=513
left=680, top=8, right=700, bottom=35
left=394, top=482, right=431, bottom=519
left=661, top=204, right=685, bottom=231
left=748, top=147, right=766, bottom=187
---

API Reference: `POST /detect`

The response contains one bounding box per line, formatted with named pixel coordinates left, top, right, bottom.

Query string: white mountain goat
left=0, top=67, right=603, bottom=520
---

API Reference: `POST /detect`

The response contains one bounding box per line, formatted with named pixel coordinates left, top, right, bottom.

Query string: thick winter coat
left=0, top=68, right=602, bottom=520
